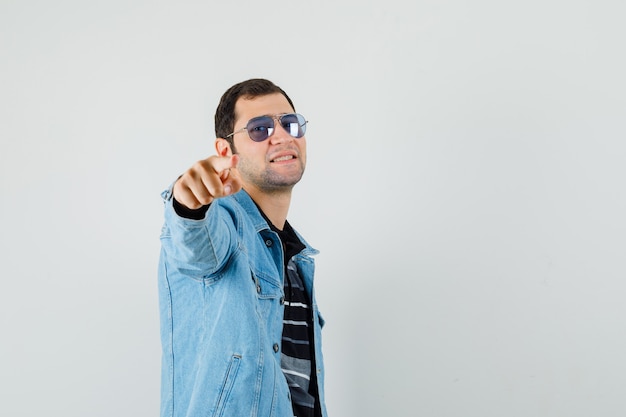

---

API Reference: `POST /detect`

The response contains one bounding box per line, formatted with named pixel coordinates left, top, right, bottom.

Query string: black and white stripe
left=265, top=216, right=320, bottom=417
left=281, top=259, right=315, bottom=415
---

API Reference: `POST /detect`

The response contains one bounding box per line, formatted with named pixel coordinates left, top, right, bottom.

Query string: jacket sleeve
left=159, top=187, right=238, bottom=280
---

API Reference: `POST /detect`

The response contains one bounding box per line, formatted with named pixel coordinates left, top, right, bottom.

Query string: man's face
left=229, top=93, right=307, bottom=193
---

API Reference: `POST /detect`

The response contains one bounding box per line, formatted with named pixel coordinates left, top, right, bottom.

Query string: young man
left=158, top=79, right=327, bottom=417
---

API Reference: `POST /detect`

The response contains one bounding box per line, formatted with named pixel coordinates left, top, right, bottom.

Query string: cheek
left=299, top=141, right=307, bottom=161
left=236, top=145, right=269, bottom=169
left=234, top=139, right=265, bottom=156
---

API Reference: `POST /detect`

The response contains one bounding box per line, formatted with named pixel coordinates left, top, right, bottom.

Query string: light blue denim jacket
left=158, top=187, right=327, bottom=417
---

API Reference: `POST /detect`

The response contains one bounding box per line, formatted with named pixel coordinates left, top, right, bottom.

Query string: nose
left=268, top=119, right=295, bottom=145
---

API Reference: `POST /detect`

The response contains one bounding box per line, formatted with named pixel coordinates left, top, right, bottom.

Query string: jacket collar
left=232, top=189, right=319, bottom=256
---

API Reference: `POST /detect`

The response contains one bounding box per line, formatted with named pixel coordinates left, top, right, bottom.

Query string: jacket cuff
left=161, top=183, right=209, bottom=221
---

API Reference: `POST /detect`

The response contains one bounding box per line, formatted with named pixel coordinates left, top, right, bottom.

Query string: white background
left=1, top=0, right=625, bottom=416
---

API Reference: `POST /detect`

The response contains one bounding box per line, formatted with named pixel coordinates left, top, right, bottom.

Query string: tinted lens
left=244, top=113, right=307, bottom=142
left=280, top=113, right=307, bottom=138
left=246, top=116, right=274, bottom=142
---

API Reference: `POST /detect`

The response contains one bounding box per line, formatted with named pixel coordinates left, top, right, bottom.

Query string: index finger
left=211, top=154, right=239, bottom=175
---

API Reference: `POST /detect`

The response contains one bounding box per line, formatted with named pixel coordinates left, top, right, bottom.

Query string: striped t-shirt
left=273, top=221, right=320, bottom=417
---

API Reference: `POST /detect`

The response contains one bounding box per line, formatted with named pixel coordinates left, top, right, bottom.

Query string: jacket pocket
left=213, top=354, right=242, bottom=417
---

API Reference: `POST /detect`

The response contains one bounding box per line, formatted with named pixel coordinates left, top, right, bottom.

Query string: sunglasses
left=226, top=113, right=308, bottom=142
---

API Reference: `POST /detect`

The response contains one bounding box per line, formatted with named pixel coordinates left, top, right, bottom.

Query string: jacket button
left=273, top=343, right=280, bottom=353
left=256, top=284, right=261, bottom=293
left=265, top=239, right=273, bottom=247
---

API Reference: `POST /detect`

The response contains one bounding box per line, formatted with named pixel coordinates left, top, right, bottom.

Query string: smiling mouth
left=271, top=155, right=295, bottom=162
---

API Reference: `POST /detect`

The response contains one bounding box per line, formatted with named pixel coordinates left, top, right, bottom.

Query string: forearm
left=160, top=190, right=235, bottom=278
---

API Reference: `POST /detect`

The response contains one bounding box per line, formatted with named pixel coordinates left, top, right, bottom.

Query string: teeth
left=273, top=155, right=293, bottom=162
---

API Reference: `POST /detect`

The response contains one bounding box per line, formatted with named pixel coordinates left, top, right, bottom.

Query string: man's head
left=214, top=79, right=306, bottom=196
left=215, top=78, right=296, bottom=150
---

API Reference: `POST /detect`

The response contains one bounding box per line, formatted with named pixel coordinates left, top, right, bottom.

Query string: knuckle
left=197, top=195, right=212, bottom=205
left=191, top=160, right=206, bottom=172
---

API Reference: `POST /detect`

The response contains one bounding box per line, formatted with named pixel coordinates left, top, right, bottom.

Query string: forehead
left=234, top=93, right=295, bottom=124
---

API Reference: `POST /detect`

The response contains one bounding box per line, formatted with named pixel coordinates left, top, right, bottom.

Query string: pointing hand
left=173, top=154, right=241, bottom=209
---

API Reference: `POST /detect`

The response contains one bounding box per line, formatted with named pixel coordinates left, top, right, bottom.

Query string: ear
left=215, top=138, right=233, bottom=157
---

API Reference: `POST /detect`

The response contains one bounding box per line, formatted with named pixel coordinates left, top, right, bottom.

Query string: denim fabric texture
left=158, top=187, right=327, bottom=417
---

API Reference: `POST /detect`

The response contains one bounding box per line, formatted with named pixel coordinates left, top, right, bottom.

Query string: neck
left=245, top=185, right=292, bottom=231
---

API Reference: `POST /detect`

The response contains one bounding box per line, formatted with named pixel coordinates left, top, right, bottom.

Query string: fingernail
left=224, top=185, right=232, bottom=195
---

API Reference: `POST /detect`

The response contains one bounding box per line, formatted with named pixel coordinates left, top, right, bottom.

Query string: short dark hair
left=214, top=78, right=296, bottom=147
